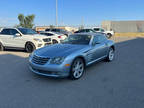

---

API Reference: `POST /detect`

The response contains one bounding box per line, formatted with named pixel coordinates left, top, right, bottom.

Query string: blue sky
left=0, top=0, right=144, bottom=27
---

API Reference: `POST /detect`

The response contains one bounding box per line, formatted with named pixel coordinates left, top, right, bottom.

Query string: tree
left=17, top=14, right=35, bottom=28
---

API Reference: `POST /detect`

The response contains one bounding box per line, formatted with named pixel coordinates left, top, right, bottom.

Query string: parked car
left=29, top=33, right=115, bottom=80
left=45, top=28, right=72, bottom=36
left=40, top=31, right=67, bottom=44
left=74, top=29, right=96, bottom=33
left=93, top=27, right=114, bottom=38
left=0, top=28, right=52, bottom=52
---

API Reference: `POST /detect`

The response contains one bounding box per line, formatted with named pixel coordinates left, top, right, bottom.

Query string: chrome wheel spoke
left=72, top=60, right=84, bottom=78
left=109, top=50, right=114, bottom=60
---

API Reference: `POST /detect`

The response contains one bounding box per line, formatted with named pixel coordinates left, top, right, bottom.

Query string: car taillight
left=58, top=36, right=62, bottom=38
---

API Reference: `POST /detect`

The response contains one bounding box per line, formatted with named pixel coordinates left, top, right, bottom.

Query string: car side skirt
left=86, top=55, right=107, bottom=66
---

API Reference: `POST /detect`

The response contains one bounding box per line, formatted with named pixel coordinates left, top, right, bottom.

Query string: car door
left=0, top=29, right=14, bottom=47
left=10, top=29, right=25, bottom=48
left=91, top=35, right=109, bottom=60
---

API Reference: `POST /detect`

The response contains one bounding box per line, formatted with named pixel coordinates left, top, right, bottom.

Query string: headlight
left=33, top=38, right=43, bottom=42
left=50, top=57, right=65, bottom=64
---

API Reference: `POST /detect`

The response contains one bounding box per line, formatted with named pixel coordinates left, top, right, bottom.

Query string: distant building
left=35, top=26, right=78, bottom=32
left=102, top=20, right=144, bottom=33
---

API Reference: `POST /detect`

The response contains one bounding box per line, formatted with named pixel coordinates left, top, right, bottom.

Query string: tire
left=0, top=42, right=4, bottom=51
left=107, top=33, right=112, bottom=39
left=106, top=47, right=115, bottom=62
left=25, top=42, right=36, bottom=53
left=70, top=58, right=85, bottom=80
left=52, top=40, right=58, bottom=44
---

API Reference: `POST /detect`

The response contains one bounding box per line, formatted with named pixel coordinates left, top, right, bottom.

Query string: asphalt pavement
left=0, top=36, right=144, bottom=108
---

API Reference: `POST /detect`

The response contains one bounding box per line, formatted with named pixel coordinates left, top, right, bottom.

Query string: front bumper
left=35, top=42, right=52, bottom=49
left=29, top=59, right=71, bottom=78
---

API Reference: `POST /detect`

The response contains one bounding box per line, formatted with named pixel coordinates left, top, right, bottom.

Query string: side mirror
left=15, top=33, right=21, bottom=36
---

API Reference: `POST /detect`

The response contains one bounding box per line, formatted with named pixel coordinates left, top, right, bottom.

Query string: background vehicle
left=75, top=29, right=96, bottom=33
left=45, top=28, right=72, bottom=36
left=29, top=33, right=115, bottom=80
left=40, top=31, right=67, bottom=44
left=0, top=28, right=52, bottom=52
left=93, top=27, right=114, bottom=38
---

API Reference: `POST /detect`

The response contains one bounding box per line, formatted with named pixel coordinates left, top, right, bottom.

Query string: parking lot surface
left=0, top=36, right=144, bottom=108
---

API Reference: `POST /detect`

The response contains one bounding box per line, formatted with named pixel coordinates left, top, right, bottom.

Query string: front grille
left=32, top=55, right=49, bottom=65
left=43, top=38, right=51, bottom=42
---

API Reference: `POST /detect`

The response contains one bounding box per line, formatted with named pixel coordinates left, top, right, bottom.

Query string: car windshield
left=18, top=28, right=37, bottom=35
left=62, top=35, right=91, bottom=45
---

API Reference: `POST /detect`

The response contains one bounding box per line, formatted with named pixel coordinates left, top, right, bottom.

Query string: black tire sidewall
left=25, top=42, right=35, bottom=53
left=70, top=58, right=85, bottom=80
left=52, top=40, right=58, bottom=44
left=107, top=33, right=112, bottom=39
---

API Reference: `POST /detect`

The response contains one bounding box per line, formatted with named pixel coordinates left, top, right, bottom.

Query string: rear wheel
left=106, top=48, right=115, bottom=62
left=70, top=58, right=85, bottom=80
left=107, top=33, right=112, bottom=39
left=0, top=43, right=4, bottom=51
left=52, top=40, right=58, bottom=44
left=25, top=42, right=35, bottom=53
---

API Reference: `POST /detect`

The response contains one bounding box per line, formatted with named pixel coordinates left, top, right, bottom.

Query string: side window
left=10, top=29, right=19, bottom=35
left=46, top=33, right=53, bottom=36
left=0, top=29, right=11, bottom=35
left=92, top=35, right=107, bottom=45
left=81, top=29, right=85, bottom=32
left=45, top=29, right=50, bottom=31
left=94, top=28, right=100, bottom=31
left=92, top=36, right=100, bottom=45
left=52, top=29, right=56, bottom=32
left=86, top=29, right=90, bottom=32
left=101, top=29, right=105, bottom=32
left=98, top=34, right=107, bottom=42
left=56, top=29, right=60, bottom=32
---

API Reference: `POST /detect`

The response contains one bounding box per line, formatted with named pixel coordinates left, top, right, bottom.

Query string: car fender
left=0, top=38, right=4, bottom=46
left=107, top=40, right=115, bottom=49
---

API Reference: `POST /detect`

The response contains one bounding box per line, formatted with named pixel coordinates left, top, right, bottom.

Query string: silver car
left=29, top=33, right=115, bottom=80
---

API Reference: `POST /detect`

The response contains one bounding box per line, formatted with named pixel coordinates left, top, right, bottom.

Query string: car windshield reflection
left=62, top=35, right=91, bottom=45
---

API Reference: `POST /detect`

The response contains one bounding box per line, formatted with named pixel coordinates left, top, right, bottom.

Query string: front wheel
left=106, top=48, right=115, bottom=62
left=70, top=58, right=85, bottom=80
left=25, top=42, right=35, bottom=53
left=52, top=40, right=58, bottom=44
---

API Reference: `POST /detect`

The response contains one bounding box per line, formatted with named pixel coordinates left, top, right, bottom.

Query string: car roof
left=72, top=32, right=105, bottom=36
left=41, top=31, right=63, bottom=35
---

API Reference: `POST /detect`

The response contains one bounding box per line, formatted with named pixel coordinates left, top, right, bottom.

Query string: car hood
left=24, top=34, right=48, bottom=39
left=35, top=44, right=89, bottom=58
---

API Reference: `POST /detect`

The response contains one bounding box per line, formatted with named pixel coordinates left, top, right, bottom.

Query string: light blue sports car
left=29, top=33, right=115, bottom=80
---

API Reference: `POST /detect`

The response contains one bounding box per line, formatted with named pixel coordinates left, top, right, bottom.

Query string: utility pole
left=56, top=0, right=58, bottom=26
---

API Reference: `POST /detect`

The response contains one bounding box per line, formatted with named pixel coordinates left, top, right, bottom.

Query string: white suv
left=93, top=27, right=114, bottom=38
left=0, top=28, right=52, bottom=52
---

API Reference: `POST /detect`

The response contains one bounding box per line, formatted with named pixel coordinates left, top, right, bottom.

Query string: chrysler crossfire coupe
left=29, top=33, right=115, bottom=80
